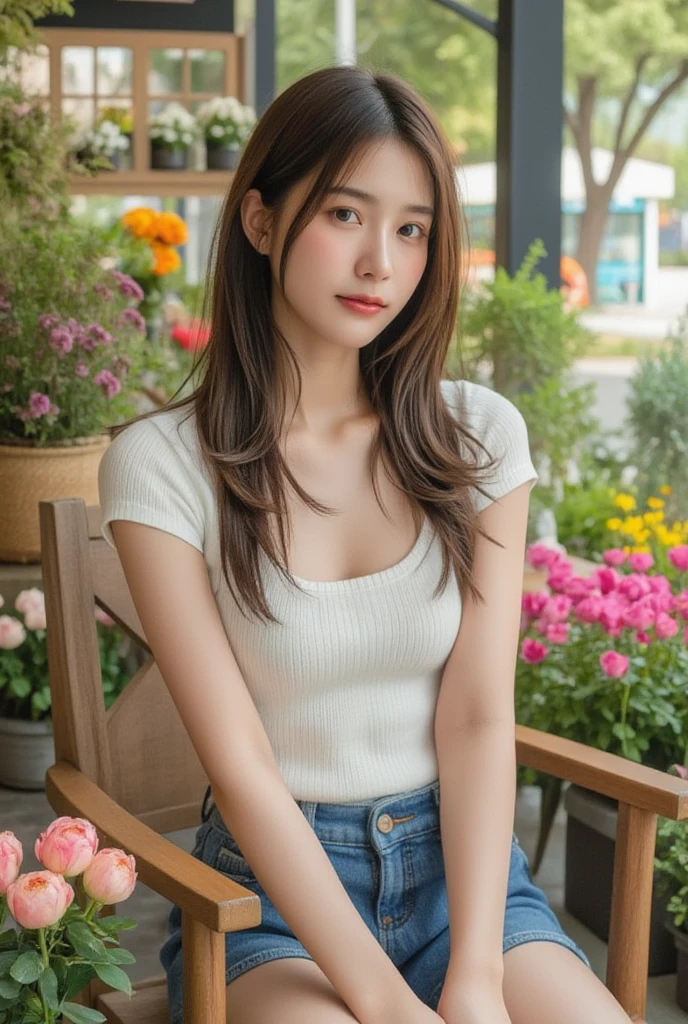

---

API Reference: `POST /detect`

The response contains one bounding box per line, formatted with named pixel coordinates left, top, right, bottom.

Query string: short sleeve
left=98, top=415, right=205, bottom=554
left=441, top=379, right=539, bottom=513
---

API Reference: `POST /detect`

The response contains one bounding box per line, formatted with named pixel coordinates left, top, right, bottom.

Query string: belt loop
left=201, top=784, right=213, bottom=822
left=432, top=782, right=440, bottom=807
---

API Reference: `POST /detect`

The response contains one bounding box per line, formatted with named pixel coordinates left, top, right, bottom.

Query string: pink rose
left=575, top=595, right=604, bottom=624
left=545, top=622, right=569, bottom=644
left=526, top=544, right=565, bottom=570
left=618, top=574, right=652, bottom=602
left=83, top=848, right=137, bottom=904
left=0, top=832, right=23, bottom=894
left=6, top=871, right=74, bottom=929
left=539, top=595, right=573, bottom=624
left=603, top=549, right=627, bottom=567
left=522, top=592, right=549, bottom=618
left=623, top=599, right=656, bottom=631
left=668, top=546, right=688, bottom=572
left=636, top=631, right=652, bottom=644
left=564, top=576, right=593, bottom=603
left=14, top=588, right=44, bottom=616
left=547, top=567, right=575, bottom=593
left=35, top=816, right=99, bottom=877
left=677, top=590, right=688, bottom=620
left=600, top=651, right=630, bottom=678
left=520, top=638, right=549, bottom=664
left=655, top=613, right=679, bottom=640
left=599, top=599, right=625, bottom=635
left=628, top=552, right=654, bottom=573
left=0, top=615, right=26, bottom=649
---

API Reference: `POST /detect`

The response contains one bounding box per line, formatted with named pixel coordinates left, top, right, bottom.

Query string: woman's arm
left=432, top=482, right=531, bottom=1000
left=111, top=521, right=437, bottom=1024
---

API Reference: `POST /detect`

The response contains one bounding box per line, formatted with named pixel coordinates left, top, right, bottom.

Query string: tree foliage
left=0, top=0, right=73, bottom=54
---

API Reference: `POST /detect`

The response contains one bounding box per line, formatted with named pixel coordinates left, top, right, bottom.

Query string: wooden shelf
left=69, top=170, right=234, bottom=197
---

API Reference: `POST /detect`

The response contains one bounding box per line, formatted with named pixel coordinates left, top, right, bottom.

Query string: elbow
left=434, top=714, right=515, bottom=748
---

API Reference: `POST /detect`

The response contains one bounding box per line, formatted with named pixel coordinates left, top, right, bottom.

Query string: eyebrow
left=325, top=186, right=434, bottom=218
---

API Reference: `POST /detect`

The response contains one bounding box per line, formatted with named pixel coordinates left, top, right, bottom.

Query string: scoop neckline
left=266, top=516, right=434, bottom=594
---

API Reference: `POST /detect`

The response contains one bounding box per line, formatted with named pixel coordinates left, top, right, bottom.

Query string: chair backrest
left=39, top=498, right=207, bottom=833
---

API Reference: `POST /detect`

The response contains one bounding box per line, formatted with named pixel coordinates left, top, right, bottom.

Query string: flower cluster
left=516, top=541, right=688, bottom=767
left=606, top=488, right=688, bottom=556
left=0, top=817, right=137, bottom=1023
left=0, top=588, right=128, bottom=722
left=149, top=102, right=197, bottom=151
left=77, top=119, right=130, bottom=158
left=120, top=208, right=187, bottom=278
left=195, top=95, right=256, bottom=148
left=0, top=219, right=151, bottom=445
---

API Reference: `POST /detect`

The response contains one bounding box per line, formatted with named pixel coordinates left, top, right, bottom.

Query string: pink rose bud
left=6, top=871, right=74, bottom=929
left=520, top=638, right=549, bottom=664
left=83, top=848, right=137, bottom=904
left=603, top=549, right=627, bottom=567
left=526, top=543, right=565, bottom=570
left=35, top=817, right=99, bottom=877
left=668, top=546, right=688, bottom=572
left=0, top=615, right=26, bottom=649
left=0, top=832, right=23, bottom=894
left=628, top=552, right=654, bottom=573
left=600, top=650, right=630, bottom=678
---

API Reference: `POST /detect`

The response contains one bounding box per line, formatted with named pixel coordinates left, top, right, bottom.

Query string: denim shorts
left=160, top=779, right=591, bottom=1022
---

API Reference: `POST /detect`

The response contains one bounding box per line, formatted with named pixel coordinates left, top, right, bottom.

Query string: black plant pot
left=667, top=924, right=688, bottom=1011
left=151, top=145, right=188, bottom=170
left=564, top=784, right=677, bottom=976
left=206, top=143, right=241, bottom=170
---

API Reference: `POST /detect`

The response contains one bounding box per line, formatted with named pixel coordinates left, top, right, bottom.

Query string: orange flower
left=152, top=243, right=181, bottom=276
left=121, top=207, right=158, bottom=240
left=154, top=211, right=188, bottom=246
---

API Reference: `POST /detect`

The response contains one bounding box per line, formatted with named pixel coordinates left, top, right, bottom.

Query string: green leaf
left=66, top=922, right=108, bottom=962
left=0, top=978, right=21, bottom=999
left=94, top=916, right=137, bottom=934
left=63, top=962, right=96, bottom=1002
left=0, top=932, right=18, bottom=952
left=0, top=951, right=20, bottom=977
left=61, top=1002, right=108, bottom=1024
left=104, top=948, right=135, bottom=965
left=9, top=950, right=43, bottom=984
left=38, top=967, right=59, bottom=1011
left=93, top=962, right=132, bottom=995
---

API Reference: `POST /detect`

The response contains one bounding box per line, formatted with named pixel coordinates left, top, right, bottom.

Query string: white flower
left=209, top=124, right=224, bottom=138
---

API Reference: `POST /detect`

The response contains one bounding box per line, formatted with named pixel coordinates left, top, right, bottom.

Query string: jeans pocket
left=205, top=824, right=256, bottom=884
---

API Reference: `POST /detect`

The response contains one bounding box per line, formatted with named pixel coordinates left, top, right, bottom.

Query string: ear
left=240, top=189, right=272, bottom=254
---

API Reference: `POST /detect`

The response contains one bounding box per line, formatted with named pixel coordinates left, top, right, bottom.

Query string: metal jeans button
left=377, top=813, right=394, bottom=834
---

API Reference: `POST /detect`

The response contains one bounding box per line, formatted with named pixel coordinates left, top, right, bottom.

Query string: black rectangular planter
left=564, top=784, right=677, bottom=977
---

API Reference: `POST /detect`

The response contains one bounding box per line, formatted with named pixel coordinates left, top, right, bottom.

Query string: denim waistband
left=201, top=779, right=441, bottom=852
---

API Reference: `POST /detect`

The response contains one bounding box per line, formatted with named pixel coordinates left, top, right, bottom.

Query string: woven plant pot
left=0, top=434, right=110, bottom=563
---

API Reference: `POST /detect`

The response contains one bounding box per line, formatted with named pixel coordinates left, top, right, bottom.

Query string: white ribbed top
left=98, top=380, right=537, bottom=802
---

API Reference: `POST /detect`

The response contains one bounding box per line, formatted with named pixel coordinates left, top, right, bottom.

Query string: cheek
left=399, top=246, right=428, bottom=295
left=289, top=222, right=343, bottom=278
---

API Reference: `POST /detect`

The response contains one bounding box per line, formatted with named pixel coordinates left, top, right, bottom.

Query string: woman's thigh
left=225, top=957, right=359, bottom=1024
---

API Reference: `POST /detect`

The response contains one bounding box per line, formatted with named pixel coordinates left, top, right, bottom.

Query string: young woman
left=98, top=66, right=633, bottom=1024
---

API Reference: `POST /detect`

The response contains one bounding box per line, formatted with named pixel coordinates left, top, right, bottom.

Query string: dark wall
left=38, top=0, right=234, bottom=33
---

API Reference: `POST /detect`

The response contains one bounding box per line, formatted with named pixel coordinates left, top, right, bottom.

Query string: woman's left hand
left=436, top=980, right=512, bottom=1024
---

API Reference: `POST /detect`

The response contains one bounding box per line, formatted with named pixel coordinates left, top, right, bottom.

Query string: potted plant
left=97, top=106, right=134, bottom=167
left=74, top=119, right=130, bottom=172
left=0, top=588, right=134, bottom=790
left=516, top=536, right=688, bottom=974
left=655, top=776, right=688, bottom=1011
left=195, top=95, right=256, bottom=170
left=0, top=216, right=153, bottom=561
left=0, top=815, right=138, bottom=1022
left=148, top=102, right=197, bottom=170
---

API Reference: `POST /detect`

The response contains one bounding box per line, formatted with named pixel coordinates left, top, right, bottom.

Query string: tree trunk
left=576, top=183, right=615, bottom=305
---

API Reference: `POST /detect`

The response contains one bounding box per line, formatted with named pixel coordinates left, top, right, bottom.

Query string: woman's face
left=265, top=138, right=434, bottom=353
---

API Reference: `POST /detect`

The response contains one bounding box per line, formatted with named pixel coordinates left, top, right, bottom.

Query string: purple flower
left=38, top=313, right=60, bottom=332
left=28, top=392, right=58, bottom=419
left=112, top=270, right=144, bottom=302
left=93, top=369, right=121, bottom=398
left=119, top=307, right=146, bottom=333
left=74, top=361, right=90, bottom=378
left=77, top=333, right=97, bottom=352
left=49, top=327, right=74, bottom=356
left=94, top=283, right=114, bottom=301
left=86, top=323, right=114, bottom=347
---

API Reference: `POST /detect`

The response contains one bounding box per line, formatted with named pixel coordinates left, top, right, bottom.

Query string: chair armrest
left=516, top=725, right=688, bottom=820
left=46, top=761, right=261, bottom=933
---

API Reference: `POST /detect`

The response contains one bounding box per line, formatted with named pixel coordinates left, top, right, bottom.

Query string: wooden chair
left=39, top=497, right=688, bottom=1024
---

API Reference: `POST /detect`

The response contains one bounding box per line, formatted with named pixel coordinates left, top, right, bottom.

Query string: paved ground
left=1, top=782, right=686, bottom=1022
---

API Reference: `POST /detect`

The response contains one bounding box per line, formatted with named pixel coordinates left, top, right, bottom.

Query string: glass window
left=149, top=48, right=184, bottom=95
left=189, top=49, right=225, bottom=93
left=62, top=46, right=94, bottom=94
left=62, top=97, right=95, bottom=135
left=97, top=47, right=133, bottom=96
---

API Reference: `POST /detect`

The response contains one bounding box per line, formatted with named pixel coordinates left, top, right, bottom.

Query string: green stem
left=38, top=929, right=51, bottom=1024
left=620, top=682, right=631, bottom=759
left=83, top=898, right=101, bottom=923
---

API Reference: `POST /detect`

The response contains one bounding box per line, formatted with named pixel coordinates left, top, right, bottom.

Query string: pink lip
left=337, top=295, right=387, bottom=315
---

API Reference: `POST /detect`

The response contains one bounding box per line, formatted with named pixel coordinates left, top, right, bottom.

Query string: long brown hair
left=109, top=65, right=498, bottom=623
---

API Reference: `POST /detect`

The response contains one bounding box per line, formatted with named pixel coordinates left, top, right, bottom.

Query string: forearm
left=214, top=760, right=417, bottom=1024
left=435, top=720, right=516, bottom=983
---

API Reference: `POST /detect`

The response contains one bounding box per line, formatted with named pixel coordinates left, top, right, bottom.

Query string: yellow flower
left=154, top=211, right=188, bottom=246
left=635, top=529, right=651, bottom=543
left=647, top=497, right=665, bottom=510
left=606, top=518, right=623, bottom=531
left=152, top=243, right=182, bottom=276
left=622, top=515, right=644, bottom=536
left=660, top=485, right=673, bottom=496
left=614, top=493, right=636, bottom=512
left=643, top=511, right=663, bottom=525
left=631, top=545, right=651, bottom=554
left=122, top=206, right=158, bottom=240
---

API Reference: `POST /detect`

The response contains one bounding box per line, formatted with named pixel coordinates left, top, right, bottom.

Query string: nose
left=355, top=230, right=393, bottom=281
